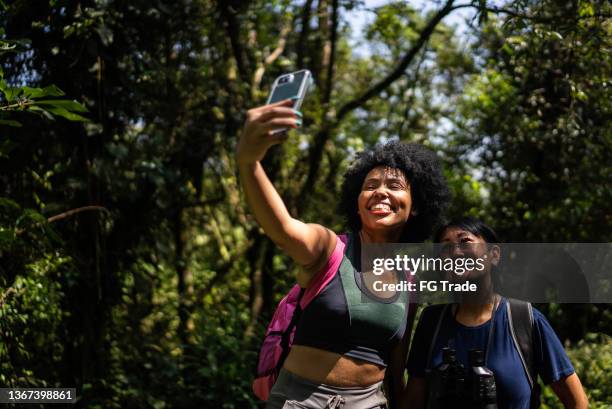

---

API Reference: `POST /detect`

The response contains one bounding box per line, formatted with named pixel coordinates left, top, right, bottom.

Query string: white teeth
left=371, top=204, right=391, bottom=211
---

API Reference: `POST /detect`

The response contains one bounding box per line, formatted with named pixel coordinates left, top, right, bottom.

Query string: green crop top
left=293, top=232, right=410, bottom=367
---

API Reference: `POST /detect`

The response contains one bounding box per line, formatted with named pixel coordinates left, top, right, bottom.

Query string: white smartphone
left=266, top=69, right=313, bottom=133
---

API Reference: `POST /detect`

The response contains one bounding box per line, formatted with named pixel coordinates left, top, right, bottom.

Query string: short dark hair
left=338, top=141, right=451, bottom=242
left=434, top=216, right=500, bottom=243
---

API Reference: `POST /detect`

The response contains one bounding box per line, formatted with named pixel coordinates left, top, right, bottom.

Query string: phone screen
left=268, top=71, right=309, bottom=104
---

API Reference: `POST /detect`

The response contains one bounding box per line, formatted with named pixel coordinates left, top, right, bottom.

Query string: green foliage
left=0, top=0, right=609, bottom=406
left=0, top=74, right=89, bottom=126
left=0, top=199, right=71, bottom=388
left=452, top=1, right=612, bottom=241
left=0, top=28, right=89, bottom=127
left=540, top=333, right=612, bottom=408
left=0, top=26, right=30, bottom=57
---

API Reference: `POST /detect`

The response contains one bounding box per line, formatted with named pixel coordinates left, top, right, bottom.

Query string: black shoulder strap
left=423, top=304, right=451, bottom=372
left=507, top=298, right=540, bottom=408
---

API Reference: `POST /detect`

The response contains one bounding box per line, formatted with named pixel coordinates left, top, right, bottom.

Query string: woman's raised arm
left=236, top=99, right=336, bottom=287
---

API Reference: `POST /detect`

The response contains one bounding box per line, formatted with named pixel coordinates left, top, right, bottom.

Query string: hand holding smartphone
left=266, top=70, right=313, bottom=134
left=236, top=70, right=313, bottom=165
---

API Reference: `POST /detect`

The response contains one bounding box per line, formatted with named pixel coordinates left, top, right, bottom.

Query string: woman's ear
left=489, top=244, right=501, bottom=266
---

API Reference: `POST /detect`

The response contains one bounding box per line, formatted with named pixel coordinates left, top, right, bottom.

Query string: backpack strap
left=507, top=298, right=540, bottom=408
left=275, top=288, right=305, bottom=373
left=300, top=232, right=348, bottom=309
left=423, top=304, right=451, bottom=372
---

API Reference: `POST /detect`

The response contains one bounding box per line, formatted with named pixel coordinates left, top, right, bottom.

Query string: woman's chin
left=369, top=216, right=404, bottom=227
left=450, top=269, right=482, bottom=282
left=449, top=273, right=468, bottom=283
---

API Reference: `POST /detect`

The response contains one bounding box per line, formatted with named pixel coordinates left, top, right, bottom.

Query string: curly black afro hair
left=338, top=141, right=451, bottom=242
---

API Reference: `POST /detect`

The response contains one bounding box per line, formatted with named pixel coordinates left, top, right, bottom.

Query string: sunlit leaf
left=22, top=85, right=66, bottom=99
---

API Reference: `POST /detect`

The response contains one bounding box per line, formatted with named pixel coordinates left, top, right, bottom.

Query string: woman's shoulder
left=529, top=305, right=559, bottom=335
left=299, top=230, right=347, bottom=288
left=500, top=297, right=560, bottom=338
left=530, top=304, right=548, bottom=321
left=500, top=297, right=547, bottom=321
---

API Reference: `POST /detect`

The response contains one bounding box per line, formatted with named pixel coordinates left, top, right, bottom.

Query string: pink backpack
left=252, top=234, right=348, bottom=401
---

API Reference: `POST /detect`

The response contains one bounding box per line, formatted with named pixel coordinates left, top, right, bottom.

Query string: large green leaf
left=35, top=99, right=88, bottom=112
left=22, top=85, right=66, bottom=99
left=27, top=105, right=55, bottom=120
left=2, top=86, right=21, bottom=102
left=43, top=106, right=89, bottom=122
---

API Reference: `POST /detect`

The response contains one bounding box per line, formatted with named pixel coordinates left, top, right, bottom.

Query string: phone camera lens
left=278, top=74, right=294, bottom=85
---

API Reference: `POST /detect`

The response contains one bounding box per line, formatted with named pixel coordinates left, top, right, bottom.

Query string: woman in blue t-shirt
left=401, top=217, right=588, bottom=409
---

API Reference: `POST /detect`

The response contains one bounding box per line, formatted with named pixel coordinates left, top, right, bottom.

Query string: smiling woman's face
left=357, top=166, right=412, bottom=234
left=438, top=227, right=500, bottom=280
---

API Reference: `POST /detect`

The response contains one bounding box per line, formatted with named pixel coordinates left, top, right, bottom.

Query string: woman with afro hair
left=236, top=99, right=451, bottom=408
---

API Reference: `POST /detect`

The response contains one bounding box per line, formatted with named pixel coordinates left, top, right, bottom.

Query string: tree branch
left=310, top=0, right=330, bottom=87
left=335, top=0, right=455, bottom=123
left=323, top=0, right=339, bottom=106
left=297, top=0, right=456, bottom=214
left=296, top=0, right=315, bottom=68
left=47, top=205, right=110, bottom=223
left=218, top=2, right=251, bottom=83
left=484, top=6, right=612, bottom=22
left=252, top=24, right=291, bottom=94
left=0, top=287, right=18, bottom=308
left=450, top=3, right=612, bottom=23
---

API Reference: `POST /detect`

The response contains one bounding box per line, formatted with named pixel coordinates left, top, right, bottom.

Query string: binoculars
left=426, top=347, right=497, bottom=409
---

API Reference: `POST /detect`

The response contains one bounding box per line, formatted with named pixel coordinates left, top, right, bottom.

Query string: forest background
left=0, top=0, right=610, bottom=408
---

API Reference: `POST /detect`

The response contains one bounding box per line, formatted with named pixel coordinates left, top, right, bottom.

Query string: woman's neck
left=455, top=271, right=498, bottom=325
left=359, top=227, right=402, bottom=244
left=456, top=292, right=499, bottom=326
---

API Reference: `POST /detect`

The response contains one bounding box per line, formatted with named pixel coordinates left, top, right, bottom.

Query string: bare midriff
left=283, top=345, right=386, bottom=387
